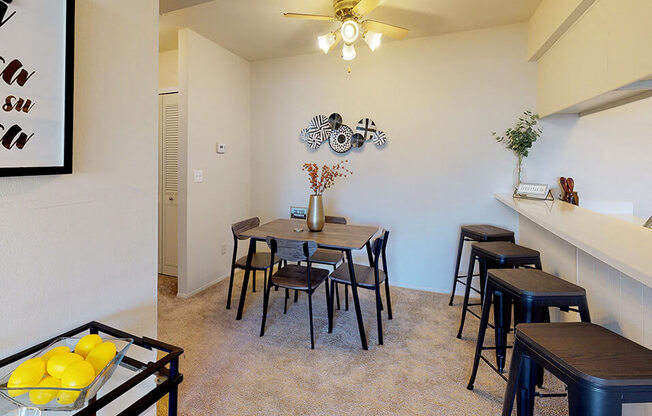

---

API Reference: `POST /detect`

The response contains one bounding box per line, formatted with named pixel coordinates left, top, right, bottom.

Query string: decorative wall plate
left=329, top=125, right=353, bottom=153
left=351, top=133, right=365, bottom=148
left=299, top=128, right=310, bottom=142
left=356, top=118, right=377, bottom=140
left=306, top=134, right=322, bottom=149
left=328, top=113, right=343, bottom=130
left=372, top=130, right=387, bottom=146
left=307, top=115, right=332, bottom=144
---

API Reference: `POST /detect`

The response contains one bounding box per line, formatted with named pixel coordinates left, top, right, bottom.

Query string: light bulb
left=317, top=32, right=336, bottom=54
left=342, top=44, right=356, bottom=61
left=340, top=20, right=360, bottom=44
left=363, top=31, right=382, bottom=51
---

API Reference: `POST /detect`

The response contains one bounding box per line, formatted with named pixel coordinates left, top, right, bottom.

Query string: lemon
left=29, top=376, right=61, bottom=405
left=7, top=358, right=45, bottom=397
left=41, top=346, right=71, bottom=366
left=57, top=361, right=95, bottom=405
left=74, top=334, right=103, bottom=358
left=47, top=352, right=83, bottom=378
left=85, top=342, right=116, bottom=376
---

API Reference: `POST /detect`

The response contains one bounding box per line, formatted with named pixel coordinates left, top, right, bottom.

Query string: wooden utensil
left=567, top=177, right=575, bottom=194
left=560, top=177, right=569, bottom=200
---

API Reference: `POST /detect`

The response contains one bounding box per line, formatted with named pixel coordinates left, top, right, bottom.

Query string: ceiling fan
left=284, top=0, right=409, bottom=61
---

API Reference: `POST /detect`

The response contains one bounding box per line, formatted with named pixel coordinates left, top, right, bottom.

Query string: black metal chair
left=226, top=217, right=281, bottom=310
left=449, top=225, right=515, bottom=306
left=260, top=237, right=331, bottom=349
left=503, top=323, right=652, bottom=416
left=299, top=216, right=347, bottom=309
left=329, top=229, right=392, bottom=345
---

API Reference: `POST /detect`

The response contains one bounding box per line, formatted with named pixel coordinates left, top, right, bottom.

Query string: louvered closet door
left=159, top=93, right=179, bottom=277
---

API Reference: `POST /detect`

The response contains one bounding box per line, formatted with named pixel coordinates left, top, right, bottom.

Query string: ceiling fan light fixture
left=363, top=31, right=382, bottom=51
left=318, top=32, right=337, bottom=54
left=342, top=43, right=356, bottom=61
left=341, top=20, right=360, bottom=44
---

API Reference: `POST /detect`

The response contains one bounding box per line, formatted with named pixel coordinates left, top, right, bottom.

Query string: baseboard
left=391, top=281, right=480, bottom=300
left=177, top=273, right=229, bottom=298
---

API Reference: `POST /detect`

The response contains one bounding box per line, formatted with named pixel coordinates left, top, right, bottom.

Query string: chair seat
left=310, top=248, right=344, bottom=265
left=473, top=241, right=540, bottom=262
left=462, top=225, right=514, bottom=241
left=271, top=265, right=329, bottom=290
left=517, top=323, right=652, bottom=387
left=488, top=269, right=586, bottom=298
left=330, top=263, right=385, bottom=289
left=235, top=252, right=280, bottom=270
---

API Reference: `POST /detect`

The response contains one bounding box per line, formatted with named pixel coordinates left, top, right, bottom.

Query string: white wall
left=159, top=49, right=178, bottom=91
left=528, top=97, right=652, bottom=219
left=250, top=24, right=536, bottom=293
left=177, top=29, right=251, bottom=296
left=0, top=0, right=159, bottom=360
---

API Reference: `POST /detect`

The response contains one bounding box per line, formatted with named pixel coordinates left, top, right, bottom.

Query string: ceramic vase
left=307, top=195, right=325, bottom=232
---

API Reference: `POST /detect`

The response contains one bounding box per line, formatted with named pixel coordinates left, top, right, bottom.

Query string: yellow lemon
left=29, top=376, right=61, bottom=405
left=7, top=358, right=45, bottom=397
left=41, top=346, right=71, bottom=366
left=47, top=352, right=83, bottom=378
left=85, top=342, right=116, bottom=376
left=74, top=334, right=103, bottom=358
left=57, top=361, right=95, bottom=405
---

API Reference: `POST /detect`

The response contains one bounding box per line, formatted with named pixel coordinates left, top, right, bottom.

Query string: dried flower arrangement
left=302, top=161, right=352, bottom=196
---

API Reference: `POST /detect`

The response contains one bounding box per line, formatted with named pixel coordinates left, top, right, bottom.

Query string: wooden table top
left=241, top=219, right=378, bottom=250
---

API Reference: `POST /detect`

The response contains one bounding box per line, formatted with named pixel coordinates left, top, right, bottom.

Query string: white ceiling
left=159, top=0, right=542, bottom=61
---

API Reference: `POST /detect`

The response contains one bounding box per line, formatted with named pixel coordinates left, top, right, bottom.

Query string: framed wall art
left=0, top=0, right=75, bottom=177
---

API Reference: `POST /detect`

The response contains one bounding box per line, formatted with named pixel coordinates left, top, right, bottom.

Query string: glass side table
left=0, top=322, right=183, bottom=416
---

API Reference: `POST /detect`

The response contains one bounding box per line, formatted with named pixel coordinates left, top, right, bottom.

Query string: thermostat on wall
left=216, top=143, right=226, bottom=154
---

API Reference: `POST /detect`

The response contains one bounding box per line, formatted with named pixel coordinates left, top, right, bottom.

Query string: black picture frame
left=0, top=0, right=75, bottom=177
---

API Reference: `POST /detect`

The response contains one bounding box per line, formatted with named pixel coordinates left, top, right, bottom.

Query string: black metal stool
left=503, top=323, right=652, bottom=416
left=467, top=269, right=591, bottom=391
left=449, top=225, right=514, bottom=306
left=456, top=242, right=541, bottom=339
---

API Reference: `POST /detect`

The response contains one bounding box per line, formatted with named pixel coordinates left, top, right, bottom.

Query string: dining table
left=236, top=218, right=379, bottom=350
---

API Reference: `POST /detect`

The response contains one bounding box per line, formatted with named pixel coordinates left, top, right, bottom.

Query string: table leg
left=168, top=356, right=179, bottom=416
left=236, top=239, right=256, bottom=320
left=346, top=249, right=368, bottom=350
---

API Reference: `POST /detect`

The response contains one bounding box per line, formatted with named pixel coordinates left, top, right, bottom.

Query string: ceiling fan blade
left=363, top=20, right=409, bottom=39
left=352, top=0, right=384, bottom=16
left=283, top=13, right=335, bottom=21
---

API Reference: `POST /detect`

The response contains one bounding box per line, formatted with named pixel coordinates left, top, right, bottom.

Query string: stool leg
left=449, top=233, right=465, bottom=306
left=578, top=296, right=591, bottom=323
left=568, top=386, right=622, bottom=416
left=493, top=291, right=512, bottom=373
left=467, top=285, right=493, bottom=390
left=501, top=341, right=524, bottom=416
left=516, top=354, right=537, bottom=416
left=456, top=250, right=476, bottom=339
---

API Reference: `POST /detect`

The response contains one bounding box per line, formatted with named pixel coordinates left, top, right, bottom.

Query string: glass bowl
left=0, top=337, right=132, bottom=411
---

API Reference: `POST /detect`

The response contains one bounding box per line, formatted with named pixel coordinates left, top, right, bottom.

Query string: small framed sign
left=644, top=216, right=652, bottom=229
left=513, top=183, right=554, bottom=201
left=0, top=0, right=75, bottom=177
left=290, top=206, right=307, bottom=219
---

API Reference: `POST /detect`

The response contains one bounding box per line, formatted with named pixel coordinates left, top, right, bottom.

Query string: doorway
left=158, top=92, right=179, bottom=277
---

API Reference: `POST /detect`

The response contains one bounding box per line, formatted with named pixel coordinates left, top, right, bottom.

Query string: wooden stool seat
left=461, top=225, right=515, bottom=241
left=449, top=225, right=515, bottom=307
left=472, top=242, right=540, bottom=264
left=467, top=269, right=591, bottom=391
left=489, top=269, right=586, bottom=298
left=503, top=323, right=652, bottom=416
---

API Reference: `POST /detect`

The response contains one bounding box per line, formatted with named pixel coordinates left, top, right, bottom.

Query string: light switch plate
left=193, top=170, right=203, bottom=183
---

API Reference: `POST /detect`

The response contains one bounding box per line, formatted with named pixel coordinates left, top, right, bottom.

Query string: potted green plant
left=493, top=110, right=542, bottom=188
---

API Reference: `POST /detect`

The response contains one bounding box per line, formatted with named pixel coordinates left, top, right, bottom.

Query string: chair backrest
left=266, top=237, right=317, bottom=263
left=232, top=217, right=260, bottom=240
left=325, top=216, right=347, bottom=225
left=371, top=229, right=390, bottom=266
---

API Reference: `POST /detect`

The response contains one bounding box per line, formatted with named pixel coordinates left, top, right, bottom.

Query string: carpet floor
left=157, top=273, right=567, bottom=415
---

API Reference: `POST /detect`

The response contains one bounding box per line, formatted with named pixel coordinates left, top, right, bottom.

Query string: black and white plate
left=328, top=113, right=343, bottom=130
left=356, top=118, right=377, bottom=140
left=307, top=115, right=332, bottom=145
left=299, top=128, right=310, bottom=142
left=329, top=125, right=353, bottom=153
left=351, top=133, right=365, bottom=148
left=372, top=130, right=387, bottom=146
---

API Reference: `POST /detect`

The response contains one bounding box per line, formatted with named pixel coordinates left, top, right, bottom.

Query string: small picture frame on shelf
left=644, top=216, right=652, bottom=229
left=513, top=183, right=554, bottom=201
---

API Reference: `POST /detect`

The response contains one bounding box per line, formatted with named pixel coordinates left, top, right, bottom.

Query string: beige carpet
left=157, top=273, right=567, bottom=415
